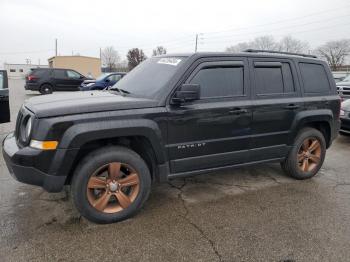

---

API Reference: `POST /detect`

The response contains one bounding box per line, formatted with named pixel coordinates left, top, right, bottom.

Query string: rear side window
left=189, top=66, right=244, bottom=99
left=299, top=63, right=330, bottom=94
left=254, top=62, right=295, bottom=95
left=32, top=69, right=49, bottom=77
left=54, top=70, right=66, bottom=78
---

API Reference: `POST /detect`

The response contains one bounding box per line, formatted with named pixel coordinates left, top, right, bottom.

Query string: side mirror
left=172, top=84, right=200, bottom=104
left=105, top=79, right=110, bottom=83
left=80, top=75, right=84, bottom=79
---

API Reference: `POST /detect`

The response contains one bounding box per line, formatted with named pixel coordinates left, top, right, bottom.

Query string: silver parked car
left=337, top=75, right=350, bottom=99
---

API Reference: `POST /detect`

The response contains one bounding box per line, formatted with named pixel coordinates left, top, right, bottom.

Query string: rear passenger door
left=250, top=58, right=303, bottom=161
left=53, top=69, right=70, bottom=91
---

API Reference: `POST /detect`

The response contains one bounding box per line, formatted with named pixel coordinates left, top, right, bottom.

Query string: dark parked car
left=340, top=99, right=350, bottom=135
left=3, top=50, right=341, bottom=223
left=0, top=70, right=10, bottom=123
left=80, top=72, right=126, bottom=91
left=25, top=68, right=89, bottom=94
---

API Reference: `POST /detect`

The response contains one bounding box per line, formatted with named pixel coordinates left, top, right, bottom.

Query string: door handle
left=284, top=104, right=300, bottom=110
left=229, top=108, right=248, bottom=115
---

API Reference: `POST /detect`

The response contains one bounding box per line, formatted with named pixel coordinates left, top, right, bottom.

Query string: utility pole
left=195, top=34, right=198, bottom=52
left=55, top=38, right=57, bottom=56
left=99, top=47, right=102, bottom=60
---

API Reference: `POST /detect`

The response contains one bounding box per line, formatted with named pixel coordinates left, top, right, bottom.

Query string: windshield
left=342, top=75, right=350, bottom=82
left=96, top=73, right=109, bottom=81
left=112, top=56, right=187, bottom=98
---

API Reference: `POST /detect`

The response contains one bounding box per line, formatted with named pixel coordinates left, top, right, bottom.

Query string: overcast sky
left=0, top=0, right=349, bottom=65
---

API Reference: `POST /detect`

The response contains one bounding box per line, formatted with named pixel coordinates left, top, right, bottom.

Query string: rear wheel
left=39, top=84, right=53, bottom=95
left=71, top=146, right=151, bottom=224
left=281, top=128, right=326, bottom=179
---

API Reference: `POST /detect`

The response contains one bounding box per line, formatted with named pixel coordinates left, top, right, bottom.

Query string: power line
left=203, top=3, right=350, bottom=36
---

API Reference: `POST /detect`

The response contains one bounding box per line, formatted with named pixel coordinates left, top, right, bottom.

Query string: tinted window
left=254, top=62, right=295, bottom=95
left=54, top=70, right=66, bottom=78
left=0, top=72, right=4, bottom=90
left=255, top=67, right=283, bottom=94
left=190, top=66, right=244, bottom=98
left=300, top=63, right=330, bottom=93
left=32, top=69, right=49, bottom=77
left=67, top=70, right=81, bottom=79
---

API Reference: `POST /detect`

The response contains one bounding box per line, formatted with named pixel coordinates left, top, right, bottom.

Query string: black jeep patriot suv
left=3, top=50, right=341, bottom=223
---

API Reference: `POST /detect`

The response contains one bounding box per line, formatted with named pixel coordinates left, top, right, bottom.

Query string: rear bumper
left=2, top=133, right=66, bottom=192
left=24, top=83, right=39, bottom=91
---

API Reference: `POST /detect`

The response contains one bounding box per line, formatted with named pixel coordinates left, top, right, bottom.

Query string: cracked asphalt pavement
left=1, top=80, right=350, bottom=262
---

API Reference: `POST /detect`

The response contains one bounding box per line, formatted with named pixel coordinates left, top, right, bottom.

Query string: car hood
left=337, top=80, right=350, bottom=86
left=25, top=91, right=158, bottom=118
left=342, top=99, right=350, bottom=111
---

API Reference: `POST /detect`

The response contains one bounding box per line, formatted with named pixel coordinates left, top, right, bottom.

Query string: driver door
left=0, top=70, right=10, bottom=123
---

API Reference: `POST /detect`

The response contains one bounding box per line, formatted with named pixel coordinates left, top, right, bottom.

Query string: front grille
left=337, top=86, right=350, bottom=97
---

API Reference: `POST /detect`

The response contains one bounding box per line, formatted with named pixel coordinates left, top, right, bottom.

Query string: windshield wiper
left=107, top=86, right=130, bottom=95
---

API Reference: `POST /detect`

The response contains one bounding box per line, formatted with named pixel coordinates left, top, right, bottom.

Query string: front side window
left=189, top=66, right=244, bottom=99
left=67, top=70, right=81, bottom=79
left=299, top=63, right=330, bottom=94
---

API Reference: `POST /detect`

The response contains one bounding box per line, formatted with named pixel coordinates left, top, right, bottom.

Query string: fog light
left=30, top=140, right=58, bottom=150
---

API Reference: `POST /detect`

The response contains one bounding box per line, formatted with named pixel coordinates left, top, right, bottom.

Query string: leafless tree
left=226, top=35, right=277, bottom=53
left=226, top=42, right=251, bottom=53
left=127, top=48, right=147, bottom=70
left=101, top=46, right=120, bottom=72
left=278, top=36, right=310, bottom=53
left=152, top=46, right=167, bottom=56
left=251, top=36, right=278, bottom=50
left=316, top=39, right=350, bottom=70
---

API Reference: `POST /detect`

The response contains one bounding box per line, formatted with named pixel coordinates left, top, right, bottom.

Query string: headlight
left=86, top=83, right=95, bottom=87
left=340, top=109, right=345, bottom=116
left=25, top=117, right=32, bottom=138
left=21, top=116, right=33, bottom=142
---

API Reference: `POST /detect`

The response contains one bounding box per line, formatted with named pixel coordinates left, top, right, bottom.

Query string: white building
left=3, top=63, right=48, bottom=79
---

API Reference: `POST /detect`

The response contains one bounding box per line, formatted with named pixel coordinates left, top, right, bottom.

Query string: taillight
left=27, top=75, right=38, bottom=81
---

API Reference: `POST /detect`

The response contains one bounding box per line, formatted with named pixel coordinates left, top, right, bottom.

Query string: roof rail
left=244, top=49, right=317, bottom=58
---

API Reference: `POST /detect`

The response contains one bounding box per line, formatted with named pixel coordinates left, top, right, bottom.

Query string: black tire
left=281, top=127, right=326, bottom=180
left=39, top=84, right=53, bottom=95
left=71, top=146, right=151, bottom=224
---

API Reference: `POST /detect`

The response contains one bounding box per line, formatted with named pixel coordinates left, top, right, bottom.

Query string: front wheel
left=71, top=146, right=151, bottom=224
left=281, top=128, right=326, bottom=180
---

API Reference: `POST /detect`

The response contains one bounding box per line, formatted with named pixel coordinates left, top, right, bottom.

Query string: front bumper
left=2, top=133, right=66, bottom=192
left=340, top=117, right=350, bottom=134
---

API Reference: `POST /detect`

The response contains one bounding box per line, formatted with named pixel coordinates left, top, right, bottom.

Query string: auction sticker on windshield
left=157, top=58, right=182, bottom=66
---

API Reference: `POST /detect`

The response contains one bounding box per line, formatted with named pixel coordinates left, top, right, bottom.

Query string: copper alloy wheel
left=86, top=162, right=140, bottom=214
left=297, top=137, right=322, bottom=173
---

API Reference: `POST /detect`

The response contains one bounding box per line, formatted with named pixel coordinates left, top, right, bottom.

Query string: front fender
left=48, top=119, right=167, bottom=178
